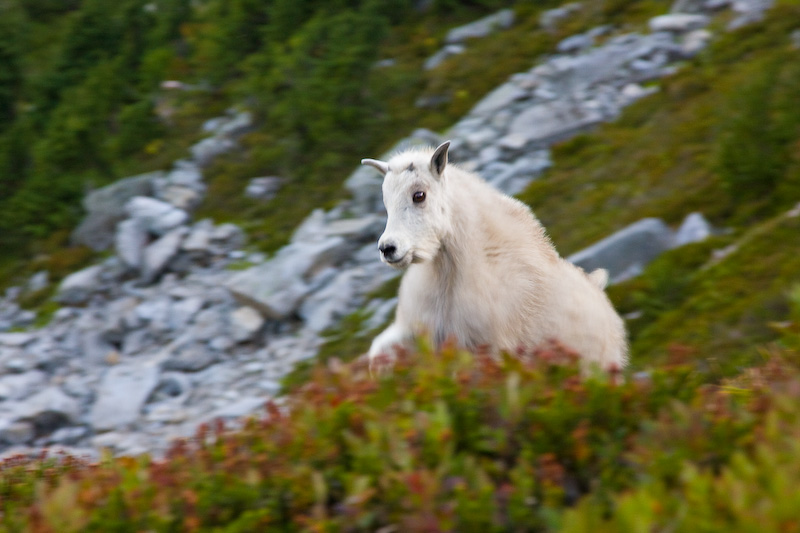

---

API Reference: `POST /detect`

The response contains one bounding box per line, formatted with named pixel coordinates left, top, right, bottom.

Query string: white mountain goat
left=361, top=141, right=628, bottom=370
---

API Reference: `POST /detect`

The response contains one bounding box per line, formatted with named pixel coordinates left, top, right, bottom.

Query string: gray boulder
left=245, top=177, right=283, bottom=200
left=225, top=237, right=351, bottom=319
left=8, top=386, right=81, bottom=435
left=126, top=196, right=189, bottom=236
left=0, top=421, right=35, bottom=445
left=154, top=161, right=206, bottom=211
left=540, top=3, right=582, bottom=30
left=71, top=172, right=160, bottom=251
left=728, top=0, right=774, bottom=30
left=557, top=33, right=595, bottom=53
left=299, top=270, right=359, bottom=333
left=206, top=396, right=265, bottom=421
left=90, top=362, right=161, bottom=431
left=0, top=332, right=35, bottom=347
left=161, top=342, right=219, bottom=372
left=182, top=219, right=214, bottom=254
left=424, top=44, right=465, bottom=70
left=115, top=218, right=149, bottom=270
left=674, top=212, right=712, bottom=247
left=469, top=83, right=529, bottom=117
left=649, top=13, right=710, bottom=32
left=445, top=9, right=515, bottom=44
left=190, top=136, right=237, bottom=167
left=169, top=297, right=205, bottom=331
left=229, top=306, right=265, bottom=343
left=56, top=264, right=104, bottom=305
left=155, top=185, right=203, bottom=212
left=503, top=100, right=604, bottom=149
left=567, top=218, right=675, bottom=283
left=142, top=226, right=188, bottom=282
left=0, top=371, right=46, bottom=401
left=27, top=271, right=49, bottom=293
left=210, top=223, right=246, bottom=254
left=217, top=111, right=254, bottom=137
left=487, top=151, right=552, bottom=195
left=671, top=0, right=715, bottom=12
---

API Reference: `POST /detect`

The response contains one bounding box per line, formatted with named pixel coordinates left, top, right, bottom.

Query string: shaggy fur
left=362, top=142, right=628, bottom=370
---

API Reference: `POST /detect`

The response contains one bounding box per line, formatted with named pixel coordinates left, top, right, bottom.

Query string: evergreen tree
left=0, top=11, right=24, bottom=127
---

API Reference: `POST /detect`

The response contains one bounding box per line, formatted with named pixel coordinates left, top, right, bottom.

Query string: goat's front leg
left=367, top=321, right=413, bottom=373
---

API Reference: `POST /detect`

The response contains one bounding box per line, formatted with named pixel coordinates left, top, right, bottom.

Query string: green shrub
left=714, top=60, right=793, bottom=204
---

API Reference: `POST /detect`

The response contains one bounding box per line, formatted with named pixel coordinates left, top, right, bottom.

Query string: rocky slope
left=0, top=0, right=771, bottom=457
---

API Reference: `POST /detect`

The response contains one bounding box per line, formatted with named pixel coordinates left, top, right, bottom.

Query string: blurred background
left=0, top=0, right=800, bottom=458
left=2, top=1, right=800, bottom=529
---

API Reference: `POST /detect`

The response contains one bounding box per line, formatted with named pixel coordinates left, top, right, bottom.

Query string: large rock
left=0, top=421, right=35, bottom=445
left=557, top=32, right=595, bottom=53
left=245, top=176, right=283, bottom=200
left=649, top=13, right=710, bottom=32
left=540, top=3, right=582, bottom=30
left=154, top=160, right=206, bottom=210
left=71, top=172, right=160, bottom=251
left=445, top=9, right=515, bottom=44
left=126, top=196, right=189, bottom=236
left=567, top=218, right=675, bottom=283
left=502, top=100, right=604, bottom=149
left=7, top=386, right=81, bottom=436
left=229, top=306, right=265, bottom=343
left=225, top=237, right=351, bottom=319
left=182, top=219, right=214, bottom=254
left=161, top=342, right=219, bottom=372
left=190, top=136, right=237, bottom=167
left=142, top=226, right=188, bottom=282
left=727, top=0, right=774, bottom=30
left=674, top=212, right=712, bottom=247
left=469, top=83, right=529, bottom=117
left=487, top=151, right=552, bottom=195
left=210, top=223, right=246, bottom=254
left=217, top=111, right=254, bottom=137
left=299, top=270, right=359, bottom=333
left=56, top=264, right=104, bottom=305
left=0, top=332, right=35, bottom=347
left=423, top=44, right=465, bottom=70
left=115, top=219, right=149, bottom=270
left=90, top=362, right=160, bottom=431
left=0, top=371, right=46, bottom=401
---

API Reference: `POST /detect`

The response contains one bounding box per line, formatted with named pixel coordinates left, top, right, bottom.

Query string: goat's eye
left=412, top=191, right=426, bottom=203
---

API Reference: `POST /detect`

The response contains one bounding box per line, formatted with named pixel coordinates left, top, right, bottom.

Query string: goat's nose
left=379, top=243, right=397, bottom=259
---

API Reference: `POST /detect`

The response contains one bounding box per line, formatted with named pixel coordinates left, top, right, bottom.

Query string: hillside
left=2, top=0, right=800, bottom=529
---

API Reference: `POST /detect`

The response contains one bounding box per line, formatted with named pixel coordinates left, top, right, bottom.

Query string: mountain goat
left=361, top=141, right=627, bottom=370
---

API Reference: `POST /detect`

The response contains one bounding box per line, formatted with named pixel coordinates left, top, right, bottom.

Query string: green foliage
left=0, top=0, right=191, bottom=261
left=245, top=5, right=388, bottom=154
left=18, top=0, right=80, bottom=21
left=562, top=357, right=800, bottom=532
left=0, top=8, right=24, bottom=126
left=3, top=342, right=800, bottom=530
left=715, top=58, right=800, bottom=204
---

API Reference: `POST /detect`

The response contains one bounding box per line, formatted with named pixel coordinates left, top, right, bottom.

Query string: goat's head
left=362, top=141, right=452, bottom=269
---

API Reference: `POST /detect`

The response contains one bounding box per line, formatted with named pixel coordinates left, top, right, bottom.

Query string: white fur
left=363, top=142, right=628, bottom=370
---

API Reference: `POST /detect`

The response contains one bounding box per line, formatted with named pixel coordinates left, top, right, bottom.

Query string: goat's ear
left=430, top=141, right=450, bottom=178
left=361, top=158, right=389, bottom=175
